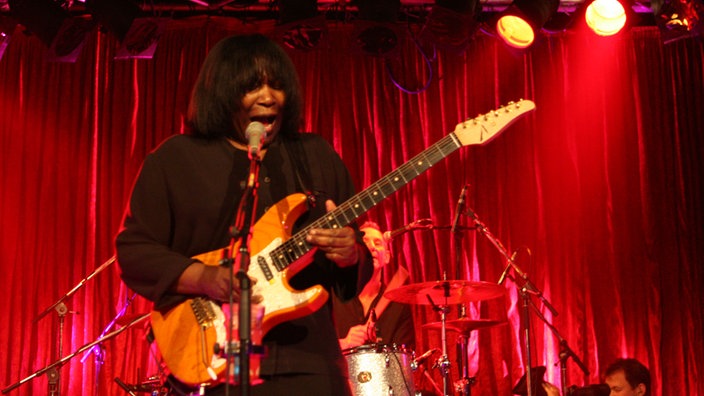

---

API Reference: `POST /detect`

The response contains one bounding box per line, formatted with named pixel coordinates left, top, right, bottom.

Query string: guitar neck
left=270, top=133, right=462, bottom=271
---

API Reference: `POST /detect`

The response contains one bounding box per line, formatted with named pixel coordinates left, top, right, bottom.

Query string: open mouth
left=250, top=115, right=277, bottom=127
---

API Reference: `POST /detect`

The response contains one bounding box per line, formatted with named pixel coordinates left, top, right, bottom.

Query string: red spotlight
left=585, top=0, right=628, bottom=36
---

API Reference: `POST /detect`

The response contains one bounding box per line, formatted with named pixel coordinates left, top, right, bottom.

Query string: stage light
left=653, top=0, right=704, bottom=44
left=113, top=18, right=167, bottom=60
left=420, top=0, right=481, bottom=52
left=495, top=0, right=560, bottom=49
left=47, top=16, right=94, bottom=62
left=585, top=0, right=628, bottom=36
left=353, top=0, right=402, bottom=57
left=8, top=0, right=92, bottom=62
left=87, top=0, right=166, bottom=59
left=0, top=16, right=15, bottom=61
left=86, top=0, right=140, bottom=42
left=9, top=0, right=70, bottom=47
left=277, top=0, right=325, bottom=51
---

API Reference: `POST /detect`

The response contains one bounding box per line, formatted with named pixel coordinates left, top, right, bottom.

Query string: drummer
left=332, top=221, right=416, bottom=350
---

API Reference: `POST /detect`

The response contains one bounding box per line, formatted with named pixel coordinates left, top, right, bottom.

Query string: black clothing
left=117, top=133, right=372, bottom=393
left=332, top=287, right=416, bottom=350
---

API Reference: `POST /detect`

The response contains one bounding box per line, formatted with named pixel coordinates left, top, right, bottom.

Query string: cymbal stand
left=2, top=314, right=149, bottom=395
left=463, top=206, right=558, bottom=396
left=80, top=292, right=138, bottom=396
left=426, top=295, right=452, bottom=396
left=18, top=256, right=116, bottom=396
left=455, top=334, right=474, bottom=396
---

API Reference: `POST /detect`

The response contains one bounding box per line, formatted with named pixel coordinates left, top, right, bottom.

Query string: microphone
left=451, top=185, right=469, bottom=234
left=498, top=250, right=518, bottom=285
left=382, top=218, right=433, bottom=242
left=414, top=348, right=440, bottom=366
left=245, top=121, right=266, bottom=158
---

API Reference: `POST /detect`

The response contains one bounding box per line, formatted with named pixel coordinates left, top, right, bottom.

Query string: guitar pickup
left=258, top=255, right=274, bottom=281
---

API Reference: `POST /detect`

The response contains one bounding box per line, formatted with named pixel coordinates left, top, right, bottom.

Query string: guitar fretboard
left=269, top=133, right=462, bottom=271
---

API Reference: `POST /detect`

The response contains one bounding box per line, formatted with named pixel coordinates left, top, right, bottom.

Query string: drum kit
left=4, top=194, right=580, bottom=396
left=343, top=279, right=508, bottom=396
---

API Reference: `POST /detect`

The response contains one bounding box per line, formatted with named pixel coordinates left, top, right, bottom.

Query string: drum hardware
left=464, top=204, right=589, bottom=396
left=115, top=375, right=166, bottom=395
left=2, top=256, right=117, bottom=395
left=81, top=292, right=144, bottom=396
left=2, top=313, right=150, bottom=395
left=422, top=318, right=505, bottom=396
left=385, top=278, right=505, bottom=396
left=411, top=348, right=439, bottom=370
left=383, top=280, right=506, bottom=306
left=421, top=318, right=506, bottom=335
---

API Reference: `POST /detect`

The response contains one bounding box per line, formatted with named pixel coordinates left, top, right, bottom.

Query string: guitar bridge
left=190, top=297, right=217, bottom=328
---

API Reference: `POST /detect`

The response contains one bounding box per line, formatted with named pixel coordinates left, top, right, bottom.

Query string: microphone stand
left=80, top=292, right=138, bottom=396
left=31, top=256, right=116, bottom=396
left=463, top=206, right=558, bottom=396
left=524, top=298, right=589, bottom=396
left=225, top=153, right=261, bottom=396
left=2, top=314, right=149, bottom=394
left=451, top=185, right=470, bottom=396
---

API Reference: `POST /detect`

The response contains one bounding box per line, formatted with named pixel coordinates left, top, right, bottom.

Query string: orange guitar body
left=150, top=193, right=329, bottom=387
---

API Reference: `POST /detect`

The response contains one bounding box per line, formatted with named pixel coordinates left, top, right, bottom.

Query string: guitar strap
left=282, top=137, right=319, bottom=206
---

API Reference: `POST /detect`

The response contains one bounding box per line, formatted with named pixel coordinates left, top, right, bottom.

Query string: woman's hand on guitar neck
left=176, top=262, right=261, bottom=303
left=306, top=200, right=361, bottom=268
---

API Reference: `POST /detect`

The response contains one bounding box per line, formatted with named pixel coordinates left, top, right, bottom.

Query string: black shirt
left=116, top=133, right=372, bottom=382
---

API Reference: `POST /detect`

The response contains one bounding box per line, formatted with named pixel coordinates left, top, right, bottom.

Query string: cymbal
left=422, top=318, right=506, bottom=335
left=384, top=280, right=505, bottom=305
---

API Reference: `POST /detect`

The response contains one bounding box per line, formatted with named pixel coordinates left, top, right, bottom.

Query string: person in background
left=332, top=220, right=415, bottom=350
left=541, top=357, right=650, bottom=396
left=116, top=33, right=372, bottom=395
left=604, top=358, right=650, bottom=396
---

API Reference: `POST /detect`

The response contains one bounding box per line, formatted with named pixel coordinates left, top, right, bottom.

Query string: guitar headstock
left=453, top=99, right=536, bottom=147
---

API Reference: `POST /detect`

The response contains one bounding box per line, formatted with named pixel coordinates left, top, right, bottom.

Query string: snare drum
left=343, top=344, right=416, bottom=396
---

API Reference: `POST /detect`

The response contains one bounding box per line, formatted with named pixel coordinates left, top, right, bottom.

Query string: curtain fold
left=1, top=18, right=703, bottom=395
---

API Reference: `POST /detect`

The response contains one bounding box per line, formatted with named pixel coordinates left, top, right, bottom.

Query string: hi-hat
left=384, top=280, right=505, bottom=305
left=422, top=318, right=506, bottom=335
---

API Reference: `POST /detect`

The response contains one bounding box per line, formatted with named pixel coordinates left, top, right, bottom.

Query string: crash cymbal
left=384, top=280, right=505, bottom=305
left=422, top=318, right=506, bottom=335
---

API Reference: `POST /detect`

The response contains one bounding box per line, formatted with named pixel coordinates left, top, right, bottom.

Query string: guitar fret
left=348, top=200, right=367, bottom=217
left=271, top=254, right=284, bottom=271
left=294, top=237, right=309, bottom=256
left=323, top=213, right=343, bottom=229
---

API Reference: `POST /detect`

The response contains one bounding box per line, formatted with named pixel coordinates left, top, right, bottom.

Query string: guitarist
left=116, top=34, right=372, bottom=395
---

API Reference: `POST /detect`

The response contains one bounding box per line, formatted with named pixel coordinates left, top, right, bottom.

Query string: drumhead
left=342, top=343, right=412, bottom=356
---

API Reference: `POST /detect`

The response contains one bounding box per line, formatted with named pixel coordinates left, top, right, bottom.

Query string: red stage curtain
left=1, top=17, right=703, bottom=396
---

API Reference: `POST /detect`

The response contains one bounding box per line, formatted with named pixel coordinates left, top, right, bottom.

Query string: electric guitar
left=149, top=99, right=536, bottom=387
